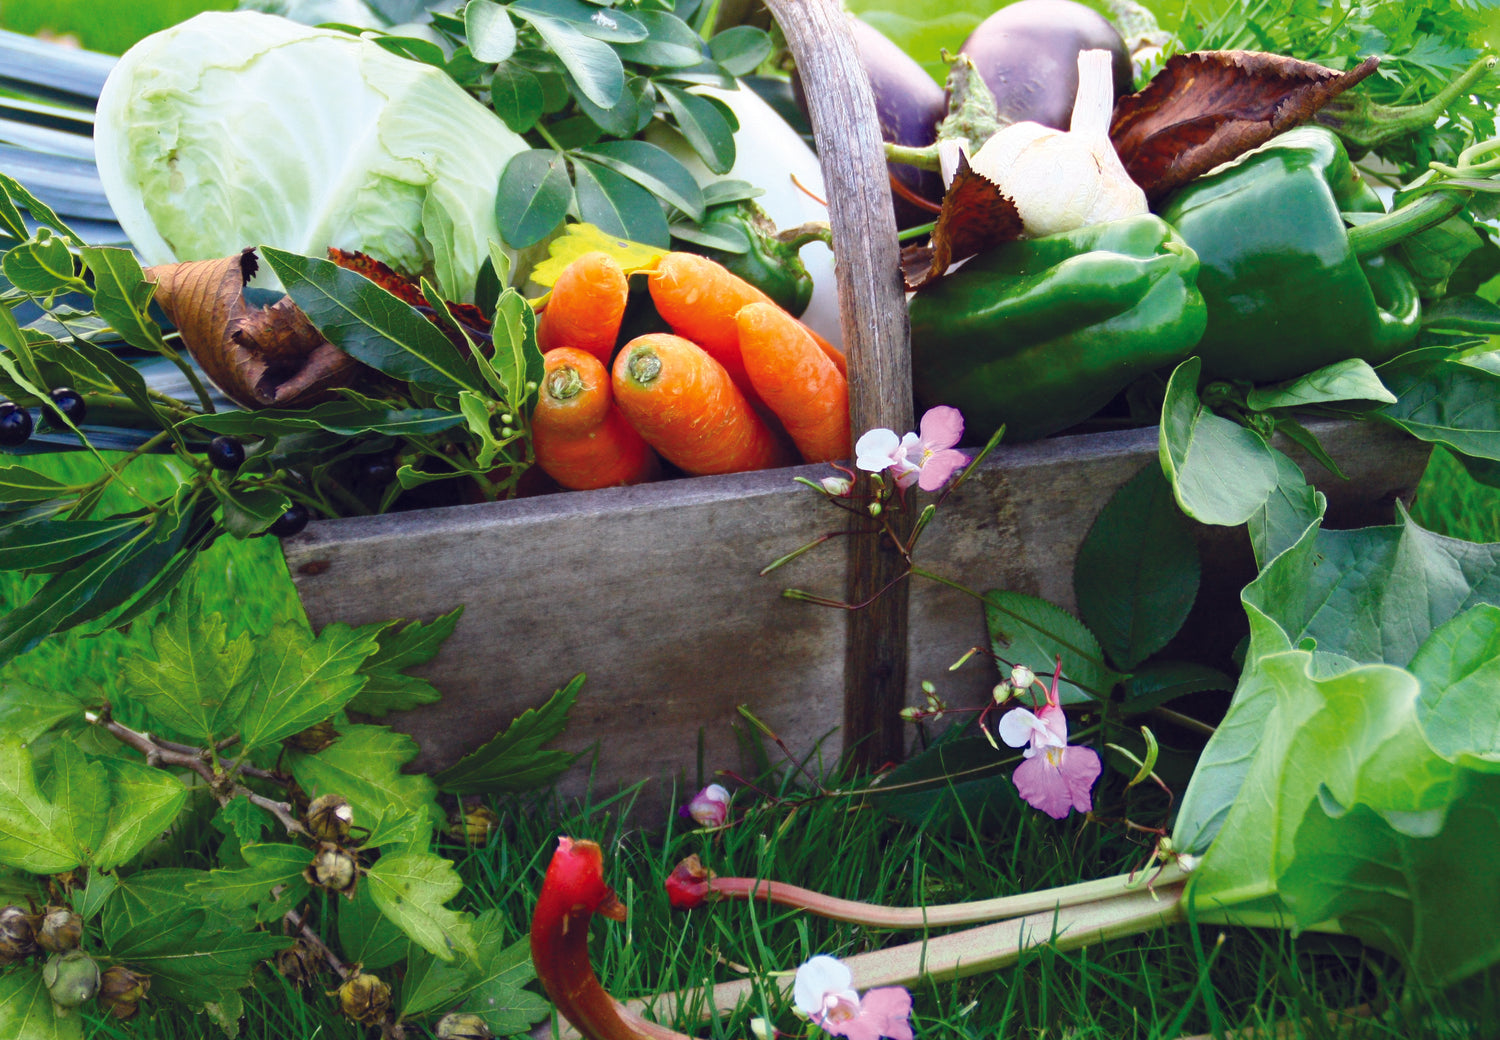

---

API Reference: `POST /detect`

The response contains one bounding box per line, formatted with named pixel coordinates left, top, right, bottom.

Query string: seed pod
left=43, top=950, right=101, bottom=1009
left=0, top=905, right=36, bottom=963
left=36, top=907, right=83, bottom=953
left=446, top=805, right=500, bottom=844
left=273, top=939, right=321, bottom=988
left=98, top=965, right=151, bottom=1020
left=436, top=1011, right=495, bottom=1039
left=304, top=842, right=359, bottom=897
left=304, top=793, right=354, bottom=843
left=282, top=719, right=340, bottom=754
left=336, top=971, right=391, bottom=1025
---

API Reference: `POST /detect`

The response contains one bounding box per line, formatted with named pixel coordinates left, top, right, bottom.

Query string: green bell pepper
left=1157, top=125, right=1421, bottom=383
left=908, top=213, right=1207, bottom=441
left=695, top=201, right=818, bottom=318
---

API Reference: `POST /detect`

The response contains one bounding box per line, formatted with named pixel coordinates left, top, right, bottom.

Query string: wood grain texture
left=285, top=421, right=1430, bottom=815
left=762, top=0, right=914, bottom=770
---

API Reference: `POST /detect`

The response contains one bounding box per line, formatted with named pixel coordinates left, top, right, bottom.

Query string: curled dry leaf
left=145, top=249, right=366, bottom=409
left=900, top=151, right=1025, bottom=290
left=327, top=248, right=493, bottom=352
left=1110, top=50, right=1380, bottom=200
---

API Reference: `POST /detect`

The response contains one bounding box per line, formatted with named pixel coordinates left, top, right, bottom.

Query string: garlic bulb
left=967, top=49, right=1147, bottom=236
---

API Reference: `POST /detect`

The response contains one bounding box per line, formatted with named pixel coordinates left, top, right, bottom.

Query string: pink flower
left=995, top=660, right=1101, bottom=820
left=680, top=783, right=730, bottom=828
left=854, top=406, right=968, bottom=492
left=793, top=955, right=913, bottom=1040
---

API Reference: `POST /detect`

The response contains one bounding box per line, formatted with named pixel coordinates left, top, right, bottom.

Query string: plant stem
left=284, top=905, right=348, bottom=979
left=1347, top=190, right=1469, bottom=257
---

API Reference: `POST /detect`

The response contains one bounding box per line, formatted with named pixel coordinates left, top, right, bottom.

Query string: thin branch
left=283, top=905, right=348, bottom=978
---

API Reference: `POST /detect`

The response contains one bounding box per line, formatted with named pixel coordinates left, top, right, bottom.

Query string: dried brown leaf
left=145, top=249, right=367, bottom=409
left=1110, top=50, right=1380, bottom=200
left=900, top=152, right=1024, bottom=290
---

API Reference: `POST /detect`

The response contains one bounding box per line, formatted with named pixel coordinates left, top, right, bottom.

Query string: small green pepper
left=909, top=213, right=1207, bottom=441
left=1157, top=126, right=1422, bottom=383
left=694, top=201, right=820, bottom=317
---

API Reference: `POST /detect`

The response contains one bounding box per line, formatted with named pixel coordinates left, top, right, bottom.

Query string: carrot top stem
left=546, top=365, right=585, bottom=401
left=626, top=350, right=663, bottom=384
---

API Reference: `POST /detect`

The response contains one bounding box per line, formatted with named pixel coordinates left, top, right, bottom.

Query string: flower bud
left=304, top=794, right=354, bottom=844
left=1010, top=665, right=1036, bottom=690
left=446, top=805, right=500, bottom=844
left=867, top=501, right=882, bottom=517
left=436, top=1011, right=495, bottom=1039
left=336, top=971, right=391, bottom=1025
left=0, top=905, right=36, bottom=964
left=36, top=907, right=82, bottom=954
left=304, top=843, right=359, bottom=897
left=992, top=681, right=1012, bottom=704
left=274, top=940, right=320, bottom=988
left=681, top=783, right=730, bottom=829
left=98, top=965, right=150, bottom=1020
left=43, top=950, right=100, bottom=1009
left=819, top=475, right=852, bottom=496
left=282, top=719, right=340, bottom=754
left=664, top=854, right=715, bottom=910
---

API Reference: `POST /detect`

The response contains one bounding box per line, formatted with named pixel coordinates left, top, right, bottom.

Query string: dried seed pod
left=98, top=965, right=151, bottom=1020
left=283, top=719, right=340, bottom=754
left=43, top=950, right=101, bottom=1009
left=304, top=843, right=359, bottom=897
left=274, top=939, right=321, bottom=988
left=36, top=907, right=83, bottom=953
left=304, top=793, right=354, bottom=844
left=446, top=805, right=500, bottom=844
left=436, top=1011, right=495, bottom=1039
left=0, top=905, right=36, bottom=963
left=336, top=971, right=391, bottom=1025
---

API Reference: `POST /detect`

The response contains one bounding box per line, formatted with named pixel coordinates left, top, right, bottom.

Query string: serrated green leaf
left=79, top=246, right=167, bottom=353
left=235, top=620, right=378, bottom=750
left=402, top=909, right=541, bottom=1026
left=491, top=63, right=546, bottom=133
left=349, top=608, right=462, bottom=717
left=211, top=798, right=275, bottom=849
left=435, top=675, right=582, bottom=794
left=288, top=725, right=441, bottom=847
left=109, top=901, right=291, bottom=1009
left=1159, top=357, right=1279, bottom=526
left=0, top=736, right=80, bottom=872
left=102, top=869, right=207, bottom=944
left=74, top=869, right=118, bottom=922
left=260, top=247, right=481, bottom=396
left=0, top=969, right=83, bottom=1040
left=496, top=150, right=573, bottom=250
left=90, top=758, right=186, bottom=870
left=573, top=158, right=670, bottom=247
left=459, top=391, right=504, bottom=469
left=658, top=83, right=735, bottom=175
left=339, top=882, right=410, bottom=972
left=189, top=843, right=312, bottom=923
left=0, top=682, right=80, bottom=743
left=365, top=850, right=475, bottom=961
left=465, top=0, right=518, bottom=62
left=983, top=593, right=1120, bottom=706
left=121, top=583, right=255, bottom=743
left=42, top=741, right=109, bottom=867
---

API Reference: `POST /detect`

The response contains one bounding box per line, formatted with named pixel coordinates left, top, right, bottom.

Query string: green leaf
left=0, top=737, right=82, bottom=872
left=496, top=150, right=573, bottom=250
left=1378, top=355, right=1500, bottom=462
left=491, top=64, right=546, bottom=133
left=0, top=467, right=70, bottom=503
left=288, top=725, right=442, bottom=848
left=615, top=10, right=707, bottom=68
left=658, top=83, right=735, bottom=175
left=511, top=11, right=624, bottom=109
left=234, top=620, right=378, bottom=750
left=1421, top=293, right=1500, bottom=334
left=488, top=288, right=544, bottom=414
left=211, top=799, right=274, bottom=850
left=0, top=512, right=147, bottom=571
left=1397, top=213, right=1481, bottom=294
left=459, top=391, right=504, bottom=469
left=0, top=683, right=81, bottom=743
left=1247, top=448, right=1326, bottom=570
left=403, top=910, right=544, bottom=1030
left=74, top=869, right=118, bottom=922
left=983, top=591, right=1121, bottom=705
left=670, top=220, right=750, bottom=252
left=573, top=158, right=670, bottom=248
left=339, top=883, right=410, bottom=973
left=187, top=401, right=466, bottom=439
left=92, top=758, right=188, bottom=870
left=365, top=850, right=475, bottom=961
left=70, top=338, right=182, bottom=447
left=1073, top=463, right=1200, bottom=671
left=189, top=843, right=312, bottom=923
left=510, top=0, right=648, bottom=42
left=349, top=608, right=462, bottom=717
left=1411, top=603, right=1500, bottom=772
left=568, top=69, right=641, bottom=137
left=42, top=741, right=109, bottom=867
left=1159, top=357, right=1279, bottom=526
left=0, top=970, right=83, bottom=1040
left=707, top=25, right=772, bottom=75
left=107, top=897, right=291, bottom=1009
left=121, top=582, right=255, bottom=743
left=260, top=247, right=481, bottom=396
left=465, top=0, right=517, bottom=62
left=0, top=172, right=80, bottom=246
left=1245, top=358, right=1397, bottom=411
left=2, top=230, right=75, bottom=295
left=435, top=674, right=582, bottom=794
left=576, top=140, right=705, bottom=222
left=78, top=246, right=167, bottom=353
left=870, top=718, right=1014, bottom=831
left=1116, top=660, right=1234, bottom=715
left=211, top=484, right=291, bottom=540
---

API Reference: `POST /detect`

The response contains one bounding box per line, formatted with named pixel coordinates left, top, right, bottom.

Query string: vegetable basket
left=276, top=0, right=1431, bottom=792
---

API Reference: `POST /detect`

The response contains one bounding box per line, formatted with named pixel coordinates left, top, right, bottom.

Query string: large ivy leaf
left=260, top=247, right=481, bottom=397
left=92, top=757, right=190, bottom=871
left=188, top=842, right=312, bottom=923
left=434, top=675, right=582, bottom=794
left=0, top=970, right=83, bottom=1040
left=349, top=608, right=463, bottom=717
left=983, top=591, right=1122, bottom=705
left=365, top=850, right=475, bottom=961
left=0, top=737, right=85, bottom=872
left=1159, top=357, right=1279, bottom=526
left=1073, top=463, right=1200, bottom=671
left=288, top=725, right=442, bottom=847
left=234, top=620, right=378, bottom=750
left=121, top=582, right=255, bottom=743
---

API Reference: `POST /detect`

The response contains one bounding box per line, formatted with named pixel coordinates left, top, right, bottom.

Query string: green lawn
left=0, top=0, right=235, bottom=54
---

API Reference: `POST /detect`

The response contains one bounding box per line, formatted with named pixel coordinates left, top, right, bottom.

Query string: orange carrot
left=537, top=252, right=629, bottom=366
left=610, top=333, right=788, bottom=475
left=647, top=253, right=845, bottom=394
left=736, top=302, right=850, bottom=464
left=533, top=347, right=657, bottom=490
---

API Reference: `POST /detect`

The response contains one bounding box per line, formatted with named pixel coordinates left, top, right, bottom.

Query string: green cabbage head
left=94, top=11, right=528, bottom=301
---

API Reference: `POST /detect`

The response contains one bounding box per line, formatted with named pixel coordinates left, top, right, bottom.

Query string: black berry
left=360, top=456, right=397, bottom=486
left=268, top=503, right=310, bottom=538
left=207, top=435, right=246, bottom=472
left=0, top=403, right=33, bottom=447
left=46, top=387, right=86, bottom=426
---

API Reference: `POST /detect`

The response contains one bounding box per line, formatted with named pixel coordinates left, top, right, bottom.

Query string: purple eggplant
left=959, top=0, right=1133, bottom=131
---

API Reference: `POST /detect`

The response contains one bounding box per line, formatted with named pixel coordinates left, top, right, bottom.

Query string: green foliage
left=435, top=674, right=583, bottom=794
left=1159, top=357, right=1280, bottom=525
left=984, top=590, right=1122, bottom=704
